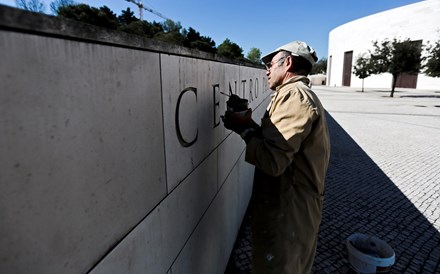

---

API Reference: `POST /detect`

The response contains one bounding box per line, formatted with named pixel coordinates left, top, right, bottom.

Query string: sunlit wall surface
left=328, top=0, right=440, bottom=90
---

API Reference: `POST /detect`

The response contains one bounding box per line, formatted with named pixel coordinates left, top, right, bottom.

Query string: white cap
left=261, top=40, right=318, bottom=66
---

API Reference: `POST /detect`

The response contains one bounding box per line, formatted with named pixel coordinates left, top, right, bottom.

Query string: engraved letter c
left=175, top=87, right=198, bottom=147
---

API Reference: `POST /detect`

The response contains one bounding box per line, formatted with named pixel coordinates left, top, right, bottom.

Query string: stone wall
left=0, top=6, right=270, bottom=273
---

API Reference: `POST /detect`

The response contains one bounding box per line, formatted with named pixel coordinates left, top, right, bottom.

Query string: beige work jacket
left=245, top=76, right=330, bottom=274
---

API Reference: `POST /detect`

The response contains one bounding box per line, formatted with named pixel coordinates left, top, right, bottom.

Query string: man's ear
left=285, top=55, right=294, bottom=70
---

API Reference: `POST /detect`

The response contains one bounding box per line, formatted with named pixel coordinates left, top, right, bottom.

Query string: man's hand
left=221, top=108, right=253, bottom=134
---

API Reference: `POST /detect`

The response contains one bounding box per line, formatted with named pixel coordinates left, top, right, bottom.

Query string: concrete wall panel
left=171, top=152, right=254, bottom=274
left=0, top=31, right=166, bottom=273
left=171, top=158, right=241, bottom=274
left=0, top=6, right=269, bottom=273
left=89, top=152, right=218, bottom=274
left=161, top=55, right=228, bottom=191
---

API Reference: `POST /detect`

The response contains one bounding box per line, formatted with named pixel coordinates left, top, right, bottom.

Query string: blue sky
left=0, top=0, right=424, bottom=60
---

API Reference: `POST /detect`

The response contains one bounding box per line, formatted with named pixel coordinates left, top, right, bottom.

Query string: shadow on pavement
left=400, top=95, right=440, bottom=99
left=226, top=112, right=440, bottom=274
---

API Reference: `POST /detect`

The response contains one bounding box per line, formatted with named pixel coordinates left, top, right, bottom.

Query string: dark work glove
left=221, top=108, right=253, bottom=134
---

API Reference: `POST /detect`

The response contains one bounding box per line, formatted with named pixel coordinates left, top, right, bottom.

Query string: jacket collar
left=275, top=75, right=310, bottom=92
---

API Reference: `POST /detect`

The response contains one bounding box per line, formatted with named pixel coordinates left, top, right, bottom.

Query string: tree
left=369, top=38, right=423, bottom=97
left=50, top=0, right=74, bottom=15
left=217, top=39, right=244, bottom=61
left=117, top=7, right=139, bottom=25
left=353, top=54, right=373, bottom=92
left=15, top=0, right=45, bottom=13
left=117, top=20, right=162, bottom=38
left=311, top=58, right=327, bottom=75
left=246, top=48, right=262, bottom=64
left=53, top=3, right=255, bottom=60
left=182, top=27, right=216, bottom=54
left=154, top=19, right=185, bottom=46
left=98, top=6, right=119, bottom=29
left=58, top=4, right=119, bottom=29
left=424, top=40, right=440, bottom=77
left=161, top=19, right=182, bottom=33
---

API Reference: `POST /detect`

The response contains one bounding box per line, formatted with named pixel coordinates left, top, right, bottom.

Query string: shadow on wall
left=225, top=112, right=440, bottom=273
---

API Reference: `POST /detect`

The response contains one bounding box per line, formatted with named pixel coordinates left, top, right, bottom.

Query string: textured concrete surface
left=0, top=7, right=268, bottom=271
left=226, top=86, right=440, bottom=274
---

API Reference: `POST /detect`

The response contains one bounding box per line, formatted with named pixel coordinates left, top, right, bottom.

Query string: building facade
left=327, top=0, right=440, bottom=90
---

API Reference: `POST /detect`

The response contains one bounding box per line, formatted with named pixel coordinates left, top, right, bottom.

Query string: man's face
left=265, top=52, right=288, bottom=90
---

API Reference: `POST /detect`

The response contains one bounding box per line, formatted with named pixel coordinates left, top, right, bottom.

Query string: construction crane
left=125, top=0, right=169, bottom=21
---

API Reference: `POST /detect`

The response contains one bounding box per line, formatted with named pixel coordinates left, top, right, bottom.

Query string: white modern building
left=327, top=0, right=440, bottom=90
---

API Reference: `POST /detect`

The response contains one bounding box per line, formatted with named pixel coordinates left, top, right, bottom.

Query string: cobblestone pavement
left=225, top=87, right=440, bottom=274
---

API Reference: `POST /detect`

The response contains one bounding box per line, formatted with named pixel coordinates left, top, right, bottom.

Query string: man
left=222, top=41, right=330, bottom=274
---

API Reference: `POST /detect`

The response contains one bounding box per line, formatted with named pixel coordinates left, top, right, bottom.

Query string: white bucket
left=346, top=233, right=395, bottom=274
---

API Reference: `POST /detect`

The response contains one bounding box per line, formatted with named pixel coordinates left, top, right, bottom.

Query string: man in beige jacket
left=222, top=41, right=330, bottom=274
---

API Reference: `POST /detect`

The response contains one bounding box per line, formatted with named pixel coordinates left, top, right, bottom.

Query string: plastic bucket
left=346, top=233, right=395, bottom=274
